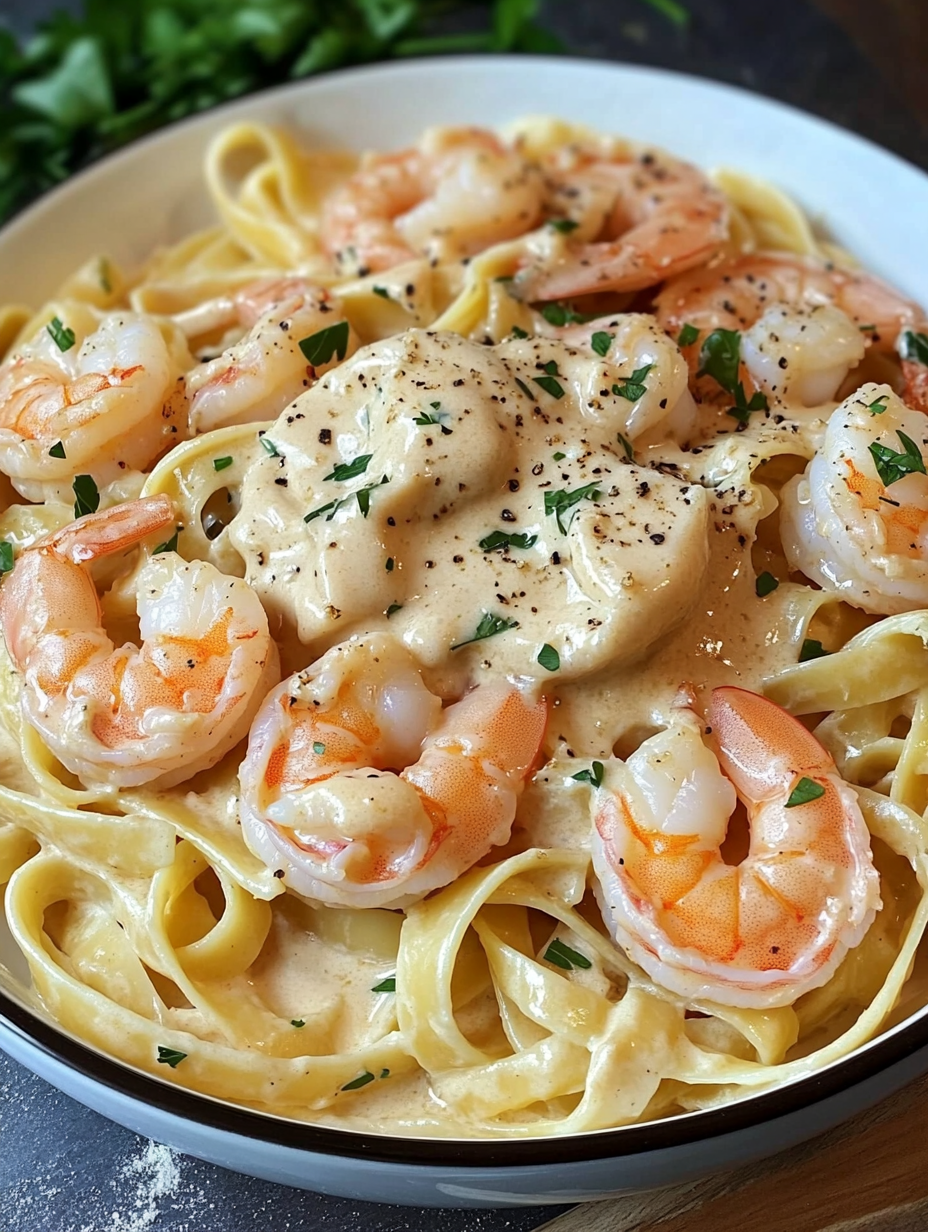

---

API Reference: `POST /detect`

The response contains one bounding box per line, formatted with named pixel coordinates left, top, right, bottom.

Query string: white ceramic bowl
left=2, top=56, right=928, bottom=1210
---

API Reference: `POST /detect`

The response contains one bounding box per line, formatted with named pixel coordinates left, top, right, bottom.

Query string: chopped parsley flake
left=677, top=323, right=700, bottom=347
left=479, top=530, right=537, bottom=552
left=755, top=571, right=779, bottom=597
left=869, top=430, right=927, bottom=487
left=48, top=440, right=66, bottom=459
left=785, top=777, right=826, bottom=808
left=156, top=1046, right=187, bottom=1068
left=866, top=395, right=889, bottom=416
left=72, top=474, right=99, bottom=518
left=534, top=371, right=565, bottom=399
left=291, top=1019, right=305, bottom=1028
left=591, top=330, right=614, bottom=357
left=372, top=285, right=391, bottom=299
left=341, top=1070, right=375, bottom=1091
left=901, top=330, right=928, bottom=366
left=571, top=761, right=604, bottom=788
left=617, top=433, right=634, bottom=461
left=552, top=451, right=566, bottom=461
left=413, top=405, right=453, bottom=435
left=304, top=476, right=388, bottom=523
left=153, top=529, right=179, bottom=555
left=298, top=320, right=350, bottom=367
left=372, top=976, right=396, bottom=993
left=698, top=328, right=768, bottom=423
left=514, top=376, right=535, bottom=400
left=0, top=542, right=13, bottom=574
left=324, top=453, right=372, bottom=482
left=544, top=482, right=601, bottom=534
left=47, top=316, right=75, bottom=351
left=613, top=363, right=653, bottom=402
left=213, top=455, right=233, bottom=471
left=799, top=638, right=828, bottom=662
left=260, top=435, right=281, bottom=457
left=548, top=218, right=579, bottom=233
left=509, top=325, right=530, bottom=339
left=451, top=611, right=519, bottom=650
left=386, top=603, right=403, bottom=617
left=313, top=741, right=325, bottom=755
left=543, top=937, right=593, bottom=970
left=540, top=302, right=595, bottom=327
left=537, top=643, right=560, bottom=672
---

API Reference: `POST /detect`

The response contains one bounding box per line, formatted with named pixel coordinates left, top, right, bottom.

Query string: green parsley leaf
left=617, top=433, right=634, bottom=461
left=372, top=976, right=396, bottom=993
left=727, top=388, right=769, bottom=425
left=153, top=529, right=179, bottom=555
left=543, top=937, right=593, bottom=970
left=356, top=476, right=388, bottom=518
left=698, top=328, right=742, bottom=394
left=451, top=611, right=519, bottom=650
left=514, top=376, right=536, bottom=401
left=544, top=482, right=602, bottom=534
left=548, top=218, right=579, bottom=233
left=72, top=474, right=99, bottom=518
left=869, top=430, right=927, bottom=487
left=799, top=638, right=828, bottom=662
left=901, top=330, right=928, bottom=366
left=372, top=285, right=391, bottom=299
left=156, top=1046, right=187, bottom=1069
left=48, top=440, right=66, bottom=459
left=534, top=374, right=565, bottom=399
left=866, top=395, right=889, bottom=416
left=755, top=571, right=779, bottom=597
left=304, top=498, right=339, bottom=524
left=299, top=320, right=350, bottom=367
left=571, top=761, right=604, bottom=788
left=479, top=530, right=538, bottom=552
left=509, top=325, right=530, bottom=339
left=413, top=409, right=452, bottom=435
left=260, top=435, right=280, bottom=457
left=613, top=363, right=654, bottom=402
left=324, top=453, right=372, bottom=482
left=552, top=451, right=566, bottom=461
left=47, top=316, right=75, bottom=352
left=341, top=1070, right=376, bottom=1091
left=539, top=301, right=594, bottom=327
left=785, top=776, right=826, bottom=808
left=312, top=741, right=325, bottom=755
left=291, top=1019, right=305, bottom=1028
left=537, top=643, right=560, bottom=672
left=677, top=323, right=700, bottom=347
left=380, top=1068, right=390, bottom=1079
left=213, top=456, right=233, bottom=471
left=591, top=330, right=614, bottom=357
left=0, top=542, right=14, bottom=575
left=386, top=603, right=403, bottom=617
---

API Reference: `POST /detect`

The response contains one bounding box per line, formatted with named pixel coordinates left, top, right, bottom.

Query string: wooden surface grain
left=540, top=1073, right=928, bottom=1232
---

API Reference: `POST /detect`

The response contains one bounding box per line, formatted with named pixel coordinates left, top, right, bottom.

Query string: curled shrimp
left=0, top=496, right=279, bottom=789
left=518, top=147, right=729, bottom=301
left=0, top=305, right=189, bottom=502
left=185, top=278, right=358, bottom=432
left=239, top=634, right=547, bottom=908
left=320, top=127, right=544, bottom=274
left=780, top=383, right=928, bottom=614
left=591, top=687, right=880, bottom=1009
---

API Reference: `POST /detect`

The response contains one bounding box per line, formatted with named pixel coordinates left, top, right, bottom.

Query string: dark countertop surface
left=1, top=0, right=927, bottom=1229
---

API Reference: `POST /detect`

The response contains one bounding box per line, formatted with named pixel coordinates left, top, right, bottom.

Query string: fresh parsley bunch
left=0, top=0, right=558, bottom=225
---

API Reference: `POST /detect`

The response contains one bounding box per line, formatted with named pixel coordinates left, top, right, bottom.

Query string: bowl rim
left=2, top=52, right=928, bottom=1167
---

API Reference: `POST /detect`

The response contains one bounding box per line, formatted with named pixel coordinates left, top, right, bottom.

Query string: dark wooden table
left=1, top=1, right=927, bottom=1229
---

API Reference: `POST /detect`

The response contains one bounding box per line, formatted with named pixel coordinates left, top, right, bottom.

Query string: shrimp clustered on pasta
left=1, top=117, right=928, bottom=1138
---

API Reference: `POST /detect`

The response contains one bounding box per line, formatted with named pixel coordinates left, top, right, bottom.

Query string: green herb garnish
left=533, top=360, right=565, bottom=399
left=356, top=476, right=388, bottom=517
left=213, top=455, right=233, bottom=471
left=291, top=1019, right=305, bottom=1028
left=72, top=474, right=99, bottom=518
left=341, top=1071, right=376, bottom=1091
left=544, top=482, right=601, bottom=533
left=785, top=777, right=826, bottom=808
left=156, top=1046, right=187, bottom=1068
left=324, top=453, right=372, bottom=482
left=548, top=218, right=579, bottom=233
left=901, top=330, right=928, bottom=366
left=543, top=937, right=593, bottom=970
left=372, top=976, right=396, bottom=993
left=479, top=530, right=538, bottom=552
left=304, top=476, right=387, bottom=523
left=386, top=603, right=403, bottom=617
left=755, top=571, right=779, bottom=597
left=552, top=451, right=566, bottom=461
left=451, top=611, right=519, bottom=650
left=98, top=258, right=112, bottom=293
left=617, top=433, right=634, bottom=461
left=869, top=430, right=927, bottom=487
left=260, top=435, right=280, bottom=457
left=613, top=363, right=653, bottom=402
left=867, top=395, right=889, bottom=416
left=537, top=643, right=560, bottom=672
left=677, top=323, right=700, bottom=347
left=312, top=741, right=325, bottom=755
left=298, top=320, right=350, bottom=366
left=413, top=404, right=452, bottom=435
left=514, top=376, right=536, bottom=401
left=539, top=302, right=595, bottom=327
left=571, top=761, right=604, bottom=788
left=48, top=440, right=66, bottom=459
left=698, top=328, right=768, bottom=424
left=509, top=325, right=529, bottom=339
left=591, top=330, right=614, bottom=357
left=0, top=542, right=14, bottom=575
left=372, top=286, right=391, bottom=299
left=47, top=316, right=75, bottom=352
left=153, top=529, right=179, bottom=555
left=799, top=638, right=828, bottom=662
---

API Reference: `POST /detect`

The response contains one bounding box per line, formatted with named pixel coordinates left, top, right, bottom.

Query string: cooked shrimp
left=780, top=383, right=928, bottom=613
left=0, top=496, right=279, bottom=789
left=552, top=311, right=697, bottom=442
left=186, top=279, right=358, bottom=432
left=0, top=304, right=188, bottom=502
left=656, top=253, right=925, bottom=354
left=320, top=127, right=544, bottom=274
left=741, top=304, right=867, bottom=407
left=519, top=148, right=728, bottom=301
left=239, top=634, right=547, bottom=909
left=591, top=687, right=880, bottom=1009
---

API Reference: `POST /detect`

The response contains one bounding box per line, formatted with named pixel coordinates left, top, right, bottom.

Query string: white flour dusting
left=103, top=1141, right=181, bottom=1232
